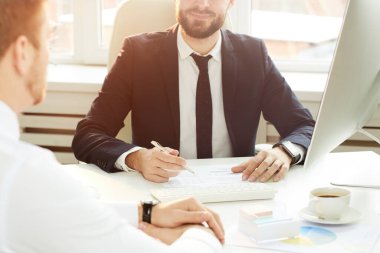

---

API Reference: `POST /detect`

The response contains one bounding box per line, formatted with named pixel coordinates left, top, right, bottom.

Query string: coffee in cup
left=308, top=187, right=350, bottom=220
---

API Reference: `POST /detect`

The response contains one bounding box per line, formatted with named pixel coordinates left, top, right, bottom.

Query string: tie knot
left=191, top=53, right=212, bottom=70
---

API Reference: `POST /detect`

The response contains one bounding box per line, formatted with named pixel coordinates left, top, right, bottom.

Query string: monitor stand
left=357, top=128, right=380, bottom=145
left=330, top=71, right=380, bottom=189
left=357, top=70, right=380, bottom=137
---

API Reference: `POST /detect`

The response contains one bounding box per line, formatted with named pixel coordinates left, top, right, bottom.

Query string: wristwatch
left=141, top=200, right=158, bottom=224
left=273, top=141, right=301, bottom=165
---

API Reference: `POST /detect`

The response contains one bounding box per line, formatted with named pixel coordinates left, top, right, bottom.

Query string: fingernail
left=242, top=175, right=248, bottom=181
left=249, top=177, right=256, bottom=182
left=138, top=222, right=147, bottom=230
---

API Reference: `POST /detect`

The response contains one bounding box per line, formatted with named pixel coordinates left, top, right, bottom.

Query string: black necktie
left=191, top=53, right=213, bottom=159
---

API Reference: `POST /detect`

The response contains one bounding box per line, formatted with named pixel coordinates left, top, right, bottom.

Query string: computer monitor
left=304, top=0, right=380, bottom=169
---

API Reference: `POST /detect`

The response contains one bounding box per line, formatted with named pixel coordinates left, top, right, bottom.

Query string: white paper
left=330, top=153, right=380, bottom=189
left=164, top=164, right=242, bottom=187
left=227, top=222, right=380, bottom=253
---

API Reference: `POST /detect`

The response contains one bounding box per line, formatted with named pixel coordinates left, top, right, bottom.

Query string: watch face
left=282, top=141, right=297, bottom=157
left=281, top=141, right=302, bottom=164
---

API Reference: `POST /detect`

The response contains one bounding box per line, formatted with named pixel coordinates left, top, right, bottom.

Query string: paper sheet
left=330, top=153, right=380, bottom=189
left=164, top=164, right=242, bottom=187
left=227, top=222, right=380, bottom=253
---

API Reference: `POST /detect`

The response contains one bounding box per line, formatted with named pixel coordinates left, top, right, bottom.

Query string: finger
left=231, top=160, right=249, bottom=173
left=200, top=210, right=225, bottom=243
left=242, top=155, right=265, bottom=181
left=153, top=156, right=184, bottom=172
left=171, top=199, right=225, bottom=244
left=174, top=198, right=225, bottom=242
left=165, top=147, right=179, bottom=156
left=164, top=169, right=181, bottom=177
left=153, top=167, right=180, bottom=178
left=158, top=198, right=206, bottom=227
left=247, top=156, right=274, bottom=182
left=144, top=172, right=169, bottom=183
left=173, top=210, right=211, bottom=224
left=172, top=208, right=223, bottom=230
left=273, top=163, right=290, bottom=182
left=205, top=207, right=225, bottom=235
left=258, top=160, right=282, bottom=182
left=174, top=209, right=224, bottom=242
left=154, top=149, right=186, bottom=167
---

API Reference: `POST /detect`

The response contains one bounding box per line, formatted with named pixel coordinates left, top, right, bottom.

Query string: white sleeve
left=293, top=143, right=306, bottom=165
left=103, top=201, right=139, bottom=227
left=172, top=229, right=223, bottom=252
left=114, top=147, right=144, bottom=172
left=6, top=148, right=221, bottom=253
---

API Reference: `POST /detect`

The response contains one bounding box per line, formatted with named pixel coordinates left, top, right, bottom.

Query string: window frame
left=50, top=0, right=107, bottom=65
left=232, top=1, right=333, bottom=73
left=50, top=0, right=334, bottom=72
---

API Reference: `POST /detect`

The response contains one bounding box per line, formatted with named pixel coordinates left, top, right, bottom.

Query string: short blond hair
left=0, top=0, right=46, bottom=59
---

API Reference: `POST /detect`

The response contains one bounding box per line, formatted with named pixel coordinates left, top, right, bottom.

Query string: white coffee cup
left=308, top=187, right=350, bottom=220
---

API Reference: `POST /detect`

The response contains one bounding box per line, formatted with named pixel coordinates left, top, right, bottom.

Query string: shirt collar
left=177, top=28, right=222, bottom=62
left=0, top=100, right=20, bottom=140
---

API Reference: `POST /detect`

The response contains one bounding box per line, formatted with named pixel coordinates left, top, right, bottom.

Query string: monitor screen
left=304, top=0, right=380, bottom=169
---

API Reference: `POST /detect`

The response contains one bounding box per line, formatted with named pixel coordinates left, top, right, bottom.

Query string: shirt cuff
left=293, top=143, right=306, bottom=165
left=114, top=147, right=144, bottom=172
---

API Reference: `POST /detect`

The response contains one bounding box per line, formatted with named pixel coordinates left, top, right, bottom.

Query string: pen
left=150, top=140, right=195, bottom=174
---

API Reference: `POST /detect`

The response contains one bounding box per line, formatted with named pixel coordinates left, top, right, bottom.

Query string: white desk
left=64, top=151, right=380, bottom=253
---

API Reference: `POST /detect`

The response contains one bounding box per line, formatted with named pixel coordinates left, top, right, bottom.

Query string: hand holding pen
left=124, top=141, right=191, bottom=183
left=151, top=141, right=195, bottom=174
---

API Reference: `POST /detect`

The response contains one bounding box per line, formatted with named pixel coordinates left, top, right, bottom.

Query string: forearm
left=280, top=124, right=315, bottom=149
left=72, top=120, right=136, bottom=172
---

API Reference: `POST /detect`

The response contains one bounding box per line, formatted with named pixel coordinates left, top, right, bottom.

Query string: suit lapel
left=156, top=25, right=180, bottom=149
left=221, top=30, right=238, bottom=154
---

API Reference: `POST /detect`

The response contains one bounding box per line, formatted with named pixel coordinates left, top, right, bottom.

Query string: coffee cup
left=308, top=187, right=350, bottom=220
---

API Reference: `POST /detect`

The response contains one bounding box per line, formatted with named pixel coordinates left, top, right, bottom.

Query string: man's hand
left=138, top=223, right=215, bottom=245
left=231, top=147, right=292, bottom=182
left=138, top=197, right=224, bottom=244
left=125, top=147, right=186, bottom=183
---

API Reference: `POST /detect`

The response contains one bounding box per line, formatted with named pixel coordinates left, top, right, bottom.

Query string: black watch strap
left=141, top=201, right=156, bottom=223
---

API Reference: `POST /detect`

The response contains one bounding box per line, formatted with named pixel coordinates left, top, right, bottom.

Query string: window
left=48, top=0, right=74, bottom=62
left=248, top=0, right=348, bottom=72
left=49, top=0, right=123, bottom=65
left=48, top=0, right=348, bottom=72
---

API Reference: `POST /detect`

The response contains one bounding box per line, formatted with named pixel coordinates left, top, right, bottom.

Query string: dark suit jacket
left=72, top=25, right=315, bottom=173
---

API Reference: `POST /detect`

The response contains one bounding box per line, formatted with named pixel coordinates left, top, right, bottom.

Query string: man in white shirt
left=0, top=0, right=224, bottom=252
left=73, top=0, right=315, bottom=183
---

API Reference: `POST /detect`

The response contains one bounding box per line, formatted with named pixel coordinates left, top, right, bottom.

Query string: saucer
left=299, top=207, right=362, bottom=225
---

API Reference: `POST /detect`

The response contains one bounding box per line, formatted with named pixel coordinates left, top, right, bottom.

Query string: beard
left=177, top=7, right=226, bottom=39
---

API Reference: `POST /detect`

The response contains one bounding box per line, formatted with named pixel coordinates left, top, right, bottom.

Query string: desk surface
left=64, top=151, right=380, bottom=253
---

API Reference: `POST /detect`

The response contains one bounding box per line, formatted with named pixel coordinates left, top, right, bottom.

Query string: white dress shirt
left=177, top=28, right=233, bottom=159
left=0, top=101, right=222, bottom=252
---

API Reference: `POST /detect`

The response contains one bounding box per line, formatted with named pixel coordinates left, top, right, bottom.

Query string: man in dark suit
left=72, top=0, right=315, bottom=183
